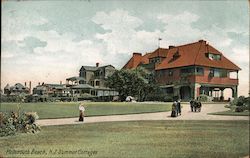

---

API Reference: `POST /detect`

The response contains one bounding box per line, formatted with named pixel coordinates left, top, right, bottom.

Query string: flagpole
left=158, top=38, right=162, bottom=48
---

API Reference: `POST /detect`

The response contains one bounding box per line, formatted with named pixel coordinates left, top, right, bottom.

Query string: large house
left=66, top=63, right=118, bottom=99
left=123, top=40, right=240, bottom=101
left=32, top=63, right=118, bottom=101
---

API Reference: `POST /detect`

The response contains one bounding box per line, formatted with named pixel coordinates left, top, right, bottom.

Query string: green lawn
left=0, top=102, right=171, bottom=119
left=209, top=110, right=249, bottom=116
left=0, top=120, right=249, bottom=158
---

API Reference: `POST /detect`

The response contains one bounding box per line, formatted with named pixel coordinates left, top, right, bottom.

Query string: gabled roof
left=122, top=53, right=152, bottom=69
left=80, top=66, right=98, bottom=71
left=66, top=76, right=86, bottom=81
left=80, top=65, right=115, bottom=72
left=148, top=48, right=168, bottom=59
left=155, top=40, right=241, bottom=71
left=4, top=84, right=10, bottom=90
left=123, top=40, right=240, bottom=71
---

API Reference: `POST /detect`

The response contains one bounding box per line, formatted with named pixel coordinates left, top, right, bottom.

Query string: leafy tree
left=106, top=68, right=159, bottom=101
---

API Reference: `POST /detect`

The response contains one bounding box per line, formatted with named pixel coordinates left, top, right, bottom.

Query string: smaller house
left=4, top=83, right=30, bottom=96
left=33, top=83, right=70, bottom=98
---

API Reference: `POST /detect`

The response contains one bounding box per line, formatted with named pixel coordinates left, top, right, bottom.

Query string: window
left=180, top=67, right=195, bottom=76
left=196, top=67, right=204, bottom=75
left=209, top=68, right=227, bottom=78
left=206, top=53, right=221, bottom=61
left=95, top=81, right=100, bottom=86
left=168, top=70, right=173, bottom=76
left=95, top=71, right=100, bottom=77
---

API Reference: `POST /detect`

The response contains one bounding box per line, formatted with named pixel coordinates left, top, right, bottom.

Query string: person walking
left=79, top=103, right=85, bottom=122
left=171, top=101, right=177, bottom=117
left=177, top=99, right=181, bottom=116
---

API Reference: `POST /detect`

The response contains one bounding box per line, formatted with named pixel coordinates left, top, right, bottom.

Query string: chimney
left=29, top=81, right=31, bottom=94
left=169, top=45, right=175, bottom=49
left=38, top=82, right=40, bottom=86
left=133, top=52, right=142, bottom=57
left=199, top=39, right=206, bottom=44
left=96, top=62, right=99, bottom=67
left=24, top=82, right=27, bottom=87
left=60, top=81, right=62, bottom=85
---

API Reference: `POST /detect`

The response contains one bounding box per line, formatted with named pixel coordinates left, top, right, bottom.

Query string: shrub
left=197, top=94, right=209, bottom=102
left=229, top=96, right=249, bottom=112
left=235, top=106, right=244, bottom=112
left=0, top=113, right=16, bottom=137
left=0, top=111, right=41, bottom=137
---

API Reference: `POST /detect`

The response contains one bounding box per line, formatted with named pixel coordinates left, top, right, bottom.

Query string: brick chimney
left=24, top=82, right=27, bottom=87
left=60, top=81, right=62, bottom=85
left=96, top=62, right=99, bottom=67
left=133, top=52, right=142, bottom=57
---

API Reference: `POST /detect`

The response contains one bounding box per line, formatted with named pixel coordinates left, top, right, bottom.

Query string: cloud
left=230, top=46, right=249, bottom=64
left=18, top=36, right=47, bottom=53
left=1, top=51, right=14, bottom=59
left=92, top=9, right=162, bottom=56
left=92, top=9, right=143, bottom=31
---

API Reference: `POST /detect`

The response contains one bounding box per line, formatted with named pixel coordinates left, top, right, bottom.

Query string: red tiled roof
left=148, top=48, right=168, bottom=59
left=156, top=40, right=240, bottom=70
left=122, top=53, right=151, bottom=69
left=123, top=40, right=241, bottom=71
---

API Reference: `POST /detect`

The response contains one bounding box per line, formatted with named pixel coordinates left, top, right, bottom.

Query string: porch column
left=219, top=88, right=225, bottom=97
left=231, top=86, right=238, bottom=99
left=194, top=83, right=201, bottom=99
left=219, top=88, right=225, bottom=101
left=173, top=86, right=180, bottom=100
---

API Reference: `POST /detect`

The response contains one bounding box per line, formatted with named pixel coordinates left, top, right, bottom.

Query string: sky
left=1, top=0, right=249, bottom=97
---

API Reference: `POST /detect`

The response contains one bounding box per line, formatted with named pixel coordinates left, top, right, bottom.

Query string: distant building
left=123, top=40, right=240, bottom=101
left=33, top=83, right=70, bottom=97
left=66, top=63, right=118, bottom=99
left=4, top=83, right=30, bottom=96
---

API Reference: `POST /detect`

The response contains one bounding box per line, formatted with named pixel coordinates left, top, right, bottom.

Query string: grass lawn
left=0, top=120, right=249, bottom=158
left=209, top=110, right=249, bottom=116
left=0, top=102, right=171, bottom=119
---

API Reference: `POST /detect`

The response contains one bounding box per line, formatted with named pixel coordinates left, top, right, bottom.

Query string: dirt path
left=37, top=103, right=249, bottom=126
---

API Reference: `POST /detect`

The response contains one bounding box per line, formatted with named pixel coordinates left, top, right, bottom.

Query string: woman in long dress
left=79, top=103, right=85, bottom=122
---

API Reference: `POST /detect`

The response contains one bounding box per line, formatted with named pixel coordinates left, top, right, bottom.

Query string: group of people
left=171, top=99, right=182, bottom=117
left=79, top=99, right=202, bottom=120
left=171, top=98, right=203, bottom=117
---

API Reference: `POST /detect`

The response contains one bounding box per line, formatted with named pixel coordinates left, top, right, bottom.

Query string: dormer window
left=206, top=53, right=221, bottom=61
left=173, top=51, right=180, bottom=59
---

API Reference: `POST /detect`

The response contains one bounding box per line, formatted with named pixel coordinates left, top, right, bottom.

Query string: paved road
left=37, top=103, right=249, bottom=126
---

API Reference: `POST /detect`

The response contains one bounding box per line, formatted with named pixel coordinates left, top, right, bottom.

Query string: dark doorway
left=180, top=86, right=191, bottom=101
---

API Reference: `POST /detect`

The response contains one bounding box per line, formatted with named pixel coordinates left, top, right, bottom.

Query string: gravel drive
left=37, top=103, right=249, bottom=126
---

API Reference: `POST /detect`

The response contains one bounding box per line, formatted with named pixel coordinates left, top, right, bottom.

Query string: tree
left=106, top=68, right=158, bottom=101
left=106, top=69, right=147, bottom=100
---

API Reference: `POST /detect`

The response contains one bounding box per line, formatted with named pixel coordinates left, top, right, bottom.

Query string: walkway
left=37, top=103, right=249, bottom=126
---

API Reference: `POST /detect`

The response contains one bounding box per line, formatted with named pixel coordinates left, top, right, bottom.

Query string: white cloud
left=92, top=9, right=143, bottom=31
left=230, top=46, right=249, bottom=64
left=1, top=51, right=14, bottom=58
left=92, top=9, right=162, bottom=55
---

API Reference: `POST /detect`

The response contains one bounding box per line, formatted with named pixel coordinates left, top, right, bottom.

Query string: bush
left=0, top=113, right=16, bottom=137
left=229, top=96, right=249, bottom=112
left=0, top=111, right=41, bottom=137
left=235, top=106, right=244, bottom=112
left=197, top=94, right=209, bottom=102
